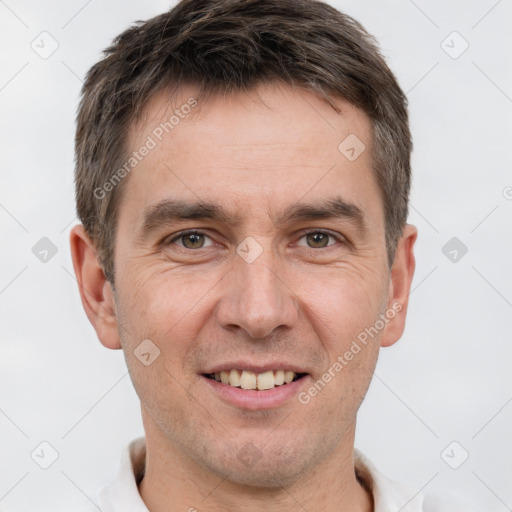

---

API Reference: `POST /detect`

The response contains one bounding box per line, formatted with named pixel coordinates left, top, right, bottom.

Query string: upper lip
left=202, top=362, right=309, bottom=375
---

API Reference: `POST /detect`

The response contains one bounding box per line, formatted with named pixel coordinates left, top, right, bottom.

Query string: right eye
left=168, top=230, right=215, bottom=250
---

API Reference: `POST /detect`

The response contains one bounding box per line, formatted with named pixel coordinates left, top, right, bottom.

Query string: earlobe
left=69, top=224, right=122, bottom=350
left=380, top=224, right=418, bottom=348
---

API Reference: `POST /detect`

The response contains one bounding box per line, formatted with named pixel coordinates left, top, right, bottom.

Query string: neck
left=138, top=420, right=373, bottom=512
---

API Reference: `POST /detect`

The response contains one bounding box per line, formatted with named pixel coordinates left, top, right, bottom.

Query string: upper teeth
left=212, top=370, right=297, bottom=390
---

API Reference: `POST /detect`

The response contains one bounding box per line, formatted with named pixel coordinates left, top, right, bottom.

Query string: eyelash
left=166, top=229, right=345, bottom=250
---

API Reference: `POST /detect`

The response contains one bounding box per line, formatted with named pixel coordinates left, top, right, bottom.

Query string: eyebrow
left=138, top=196, right=368, bottom=240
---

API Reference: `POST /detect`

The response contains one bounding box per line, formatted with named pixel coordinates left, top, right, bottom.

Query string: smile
left=203, top=369, right=307, bottom=390
left=202, top=370, right=310, bottom=410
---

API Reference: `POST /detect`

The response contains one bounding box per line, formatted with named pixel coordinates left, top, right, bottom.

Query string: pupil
left=184, top=233, right=203, bottom=248
left=308, top=233, right=328, bottom=248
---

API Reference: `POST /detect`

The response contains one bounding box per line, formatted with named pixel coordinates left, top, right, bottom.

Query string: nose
left=215, top=247, right=299, bottom=339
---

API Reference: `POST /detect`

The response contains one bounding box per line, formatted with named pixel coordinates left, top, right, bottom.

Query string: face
left=78, top=81, right=415, bottom=488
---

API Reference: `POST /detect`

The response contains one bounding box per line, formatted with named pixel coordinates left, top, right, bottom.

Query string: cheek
left=295, top=264, right=388, bottom=344
left=294, top=265, right=386, bottom=405
left=114, top=267, right=220, bottom=418
left=118, top=264, right=219, bottom=342
left=115, top=278, right=202, bottom=425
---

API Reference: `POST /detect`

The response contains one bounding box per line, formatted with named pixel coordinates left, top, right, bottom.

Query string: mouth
left=203, top=369, right=308, bottom=391
left=201, top=368, right=311, bottom=410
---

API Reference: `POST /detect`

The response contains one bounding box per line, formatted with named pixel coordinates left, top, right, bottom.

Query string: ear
left=380, top=224, right=418, bottom=348
left=69, top=224, right=121, bottom=350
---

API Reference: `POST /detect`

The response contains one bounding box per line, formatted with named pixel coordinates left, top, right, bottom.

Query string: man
left=69, top=0, right=454, bottom=510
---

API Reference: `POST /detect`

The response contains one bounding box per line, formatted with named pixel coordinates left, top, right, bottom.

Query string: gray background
left=0, top=0, right=511, bottom=510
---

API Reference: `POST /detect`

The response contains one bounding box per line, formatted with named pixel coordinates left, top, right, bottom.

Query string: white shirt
left=94, top=437, right=468, bottom=511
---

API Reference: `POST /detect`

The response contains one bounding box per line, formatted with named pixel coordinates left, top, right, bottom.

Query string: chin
left=215, top=459, right=307, bottom=489
left=198, top=435, right=316, bottom=489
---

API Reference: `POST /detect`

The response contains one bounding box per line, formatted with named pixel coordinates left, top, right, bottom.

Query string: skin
left=70, top=81, right=417, bottom=512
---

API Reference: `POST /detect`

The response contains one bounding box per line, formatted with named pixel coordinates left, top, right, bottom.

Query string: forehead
left=131, top=81, right=371, bottom=159
left=121, top=81, right=381, bottom=230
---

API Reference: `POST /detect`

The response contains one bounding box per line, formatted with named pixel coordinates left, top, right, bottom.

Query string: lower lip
left=201, top=374, right=310, bottom=410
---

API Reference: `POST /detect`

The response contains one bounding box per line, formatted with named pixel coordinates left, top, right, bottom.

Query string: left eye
left=297, top=231, right=338, bottom=249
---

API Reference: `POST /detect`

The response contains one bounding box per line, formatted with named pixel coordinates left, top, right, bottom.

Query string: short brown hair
left=75, top=0, right=412, bottom=284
